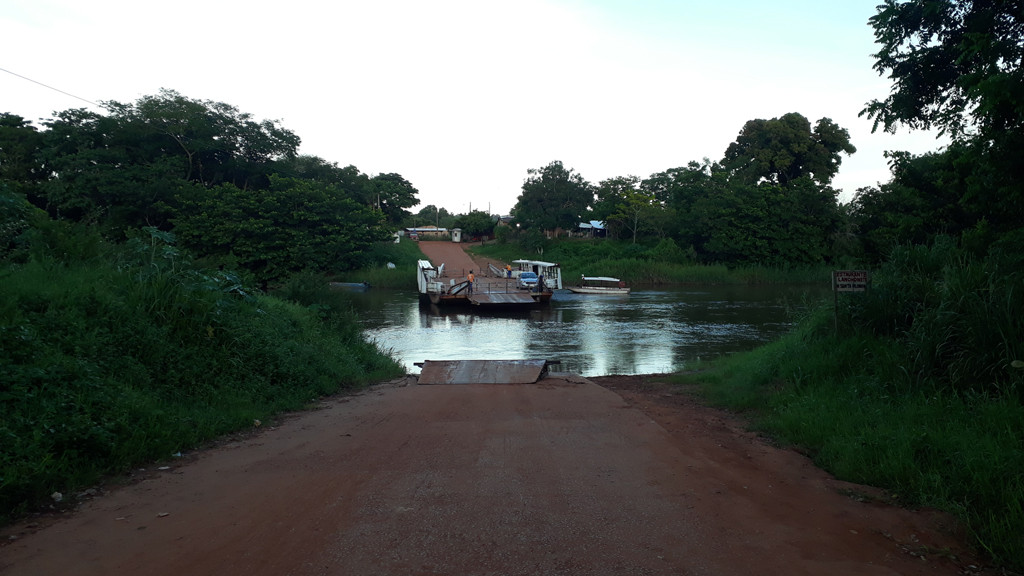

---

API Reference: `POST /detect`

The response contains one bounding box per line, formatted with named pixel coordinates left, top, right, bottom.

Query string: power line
left=0, top=66, right=102, bottom=109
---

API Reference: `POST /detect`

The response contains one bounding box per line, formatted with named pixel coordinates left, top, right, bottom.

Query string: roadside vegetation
left=0, top=206, right=403, bottom=524
left=331, top=236, right=423, bottom=289
left=677, top=236, right=1024, bottom=570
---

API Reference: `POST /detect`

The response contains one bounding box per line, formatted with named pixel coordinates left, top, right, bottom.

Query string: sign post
left=832, top=270, right=869, bottom=333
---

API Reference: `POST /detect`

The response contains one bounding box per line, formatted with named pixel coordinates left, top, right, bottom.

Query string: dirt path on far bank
left=417, top=240, right=507, bottom=280
left=1, top=373, right=982, bottom=576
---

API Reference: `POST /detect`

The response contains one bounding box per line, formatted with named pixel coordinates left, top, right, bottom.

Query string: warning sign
left=832, top=270, right=869, bottom=292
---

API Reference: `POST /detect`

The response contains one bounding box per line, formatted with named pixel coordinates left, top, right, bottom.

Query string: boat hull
left=567, top=287, right=630, bottom=295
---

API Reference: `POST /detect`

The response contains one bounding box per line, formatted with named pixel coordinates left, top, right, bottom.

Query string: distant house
left=578, top=220, right=606, bottom=238
left=404, top=226, right=450, bottom=240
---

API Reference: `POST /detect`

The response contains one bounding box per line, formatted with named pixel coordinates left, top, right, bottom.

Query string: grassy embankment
left=0, top=227, right=404, bottom=523
left=331, top=236, right=425, bottom=289
left=673, top=240, right=1024, bottom=571
left=472, top=238, right=830, bottom=284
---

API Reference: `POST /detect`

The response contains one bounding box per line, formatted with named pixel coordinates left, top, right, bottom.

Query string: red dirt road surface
left=1, top=375, right=978, bottom=576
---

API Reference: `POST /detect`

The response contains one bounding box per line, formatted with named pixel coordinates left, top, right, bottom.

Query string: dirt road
left=1, top=374, right=976, bottom=576
left=417, top=240, right=507, bottom=281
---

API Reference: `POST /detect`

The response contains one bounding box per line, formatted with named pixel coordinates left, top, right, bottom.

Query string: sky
left=1, top=0, right=946, bottom=215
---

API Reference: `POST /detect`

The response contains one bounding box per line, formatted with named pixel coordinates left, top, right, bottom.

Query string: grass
left=674, top=305, right=1024, bottom=571
left=331, top=236, right=424, bottom=289
left=0, top=232, right=404, bottom=522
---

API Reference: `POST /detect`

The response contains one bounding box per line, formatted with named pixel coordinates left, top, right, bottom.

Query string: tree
left=118, top=89, right=300, bottom=190
left=598, top=176, right=658, bottom=244
left=723, top=112, right=856, bottom=187
left=512, top=161, right=593, bottom=233
left=32, top=92, right=304, bottom=235
left=593, top=175, right=638, bottom=223
left=0, top=114, right=46, bottom=203
left=850, top=148, right=974, bottom=262
left=454, top=210, right=495, bottom=237
left=367, top=173, right=418, bottom=226
left=642, top=160, right=726, bottom=246
left=411, top=204, right=455, bottom=228
left=862, top=0, right=1024, bottom=139
left=173, top=176, right=390, bottom=281
left=36, top=108, right=183, bottom=232
left=861, top=1, right=1024, bottom=236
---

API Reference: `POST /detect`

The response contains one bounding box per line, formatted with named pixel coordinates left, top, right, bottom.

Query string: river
left=341, top=285, right=828, bottom=377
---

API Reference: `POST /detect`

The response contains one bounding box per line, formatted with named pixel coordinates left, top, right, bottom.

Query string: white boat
left=568, top=276, right=630, bottom=295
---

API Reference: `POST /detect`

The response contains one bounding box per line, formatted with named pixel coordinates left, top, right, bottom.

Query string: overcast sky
left=2, top=0, right=945, bottom=215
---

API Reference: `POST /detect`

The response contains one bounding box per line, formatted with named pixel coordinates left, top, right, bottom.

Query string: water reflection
left=343, top=286, right=826, bottom=377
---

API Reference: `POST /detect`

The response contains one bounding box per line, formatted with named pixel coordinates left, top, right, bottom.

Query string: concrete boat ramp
left=464, top=292, right=537, bottom=306
left=415, top=359, right=559, bottom=384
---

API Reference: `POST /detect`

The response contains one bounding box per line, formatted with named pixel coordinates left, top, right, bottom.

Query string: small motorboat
left=567, top=276, right=630, bottom=295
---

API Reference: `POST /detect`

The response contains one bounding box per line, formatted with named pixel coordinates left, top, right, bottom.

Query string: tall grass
left=0, top=228, right=403, bottom=521
left=331, top=236, right=424, bottom=289
left=676, top=237, right=1024, bottom=571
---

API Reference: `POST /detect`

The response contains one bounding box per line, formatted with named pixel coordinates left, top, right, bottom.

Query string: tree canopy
left=0, top=91, right=415, bottom=281
left=861, top=0, right=1024, bottom=241
left=862, top=0, right=1024, bottom=139
left=723, top=112, right=856, bottom=187
left=368, top=172, right=419, bottom=226
left=512, top=161, right=593, bottom=233
left=454, top=210, right=496, bottom=237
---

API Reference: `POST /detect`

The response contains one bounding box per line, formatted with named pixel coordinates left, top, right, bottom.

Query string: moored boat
left=417, top=259, right=552, bottom=308
left=567, top=276, right=630, bottom=295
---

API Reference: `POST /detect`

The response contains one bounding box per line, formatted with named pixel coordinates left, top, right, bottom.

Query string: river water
left=342, top=285, right=828, bottom=377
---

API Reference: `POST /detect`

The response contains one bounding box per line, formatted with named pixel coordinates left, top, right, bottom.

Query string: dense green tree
left=410, top=204, right=456, bottom=228
left=454, top=210, right=495, bottom=237
left=0, top=183, right=42, bottom=259
left=35, top=108, right=183, bottom=232
left=30, top=92, right=305, bottom=236
left=694, top=178, right=837, bottom=267
left=695, top=182, right=771, bottom=264
left=599, top=177, right=658, bottom=244
left=642, top=160, right=726, bottom=248
left=0, top=114, right=47, bottom=205
left=512, top=161, right=593, bottom=233
left=110, top=89, right=301, bottom=190
left=173, top=176, right=389, bottom=281
left=593, top=175, right=640, bottom=224
left=850, top=147, right=974, bottom=262
left=863, top=0, right=1024, bottom=139
left=367, top=173, right=419, bottom=225
left=862, top=0, right=1024, bottom=237
left=280, top=156, right=371, bottom=194
left=723, top=112, right=856, bottom=187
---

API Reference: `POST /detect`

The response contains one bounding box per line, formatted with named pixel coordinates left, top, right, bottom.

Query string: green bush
left=0, top=228, right=403, bottom=521
left=331, top=236, right=424, bottom=289
left=849, top=237, right=1024, bottom=397
left=679, top=237, right=1024, bottom=570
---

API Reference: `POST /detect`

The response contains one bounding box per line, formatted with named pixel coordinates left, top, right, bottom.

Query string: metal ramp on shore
left=467, top=292, right=536, bottom=306
left=415, top=360, right=558, bottom=384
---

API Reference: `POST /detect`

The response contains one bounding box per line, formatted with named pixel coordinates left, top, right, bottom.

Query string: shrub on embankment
left=0, top=227, right=403, bottom=522
left=679, top=237, right=1024, bottom=571
left=330, top=236, right=424, bottom=289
